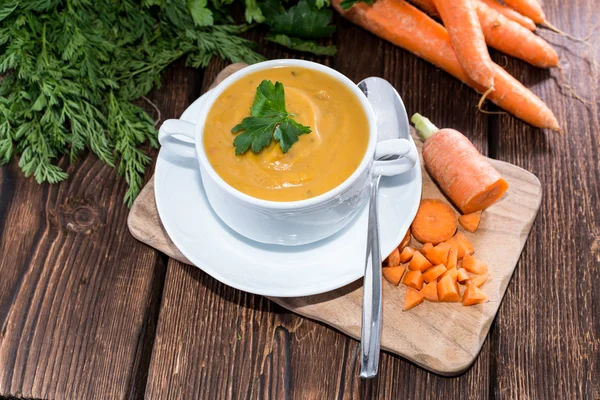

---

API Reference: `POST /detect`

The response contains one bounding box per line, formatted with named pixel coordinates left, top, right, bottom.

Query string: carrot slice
left=439, top=267, right=458, bottom=282
left=468, top=272, right=489, bottom=288
left=408, top=251, right=433, bottom=272
left=462, top=283, right=488, bottom=306
left=399, top=228, right=411, bottom=250
left=446, top=244, right=458, bottom=269
left=422, top=264, right=447, bottom=283
left=385, top=247, right=401, bottom=267
left=411, top=199, right=457, bottom=244
left=448, top=231, right=475, bottom=259
left=438, top=275, right=461, bottom=302
left=404, top=287, right=425, bottom=310
left=400, top=247, right=416, bottom=263
left=383, top=265, right=406, bottom=286
left=456, top=268, right=470, bottom=283
left=421, top=242, right=434, bottom=255
left=459, top=211, right=482, bottom=233
left=402, top=270, right=424, bottom=290
left=462, top=254, right=488, bottom=274
left=420, top=281, right=439, bottom=302
left=426, top=242, right=451, bottom=265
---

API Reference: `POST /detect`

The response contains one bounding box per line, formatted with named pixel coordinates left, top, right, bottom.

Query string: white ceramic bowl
left=158, top=59, right=417, bottom=245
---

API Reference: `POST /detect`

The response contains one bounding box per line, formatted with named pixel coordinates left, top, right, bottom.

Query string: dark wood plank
left=487, top=1, right=600, bottom=398
left=145, top=17, right=493, bottom=399
left=0, top=60, right=202, bottom=399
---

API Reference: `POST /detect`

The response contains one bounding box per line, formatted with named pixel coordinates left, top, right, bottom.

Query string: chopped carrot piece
left=462, top=254, right=488, bottom=274
left=467, top=272, right=489, bottom=288
left=400, top=247, right=416, bottom=263
left=408, top=251, right=433, bottom=272
left=421, top=242, right=434, bottom=255
left=399, top=228, right=411, bottom=250
left=420, top=281, right=439, bottom=302
left=422, top=264, right=447, bottom=283
left=438, top=275, right=461, bottom=302
left=404, top=287, right=425, bottom=310
left=411, top=199, right=458, bottom=244
left=385, top=247, right=401, bottom=267
left=459, top=211, right=482, bottom=233
left=426, top=242, right=451, bottom=265
left=402, top=270, right=424, bottom=290
left=447, top=244, right=458, bottom=269
left=455, top=232, right=475, bottom=258
left=439, top=267, right=458, bottom=282
left=462, top=283, right=488, bottom=306
left=382, top=265, right=406, bottom=286
left=456, top=268, right=470, bottom=283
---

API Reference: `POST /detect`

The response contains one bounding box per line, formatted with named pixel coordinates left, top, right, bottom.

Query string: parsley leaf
left=188, top=0, right=214, bottom=26
left=232, top=80, right=311, bottom=155
left=266, top=33, right=336, bottom=56
left=270, top=0, right=335, bottom=39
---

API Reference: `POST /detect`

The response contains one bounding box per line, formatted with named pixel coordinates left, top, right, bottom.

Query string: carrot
left=478, top=0, right=536, bottom=30
left=421, top=242, right=434, bottom=255
left=426, top=242, right=451, bottom=265
left=501, top=0, right=544, bottom=25
left=467, top=272, right=489, bottom=287
left=446, top=244, right=458, bottom=269
left=438, top=275, right=461, bottom=302
left=413, top=115, right=509, bottom=214
left=422, top=264, right=447, bottom=283
left=420, top=281, right=439, bottom=302
left=402, top=270, right=425, bottom=290
left=453, top=232, right=475, bottom=258
left=462, top=283, right=488, bottom=306
left=475, top=2, right=558, bottom=68
left=400, top=247, right=416, bottom=263
left=399, top=228, right=412, bottom=250
left=333, top=0, right=561, bottom=131
left=404, top=287, right=425, bottom=310
left=439, top=267, right=458, bottom=282
left=409, top=250, right=433, bottom=272
left=385, top=247, right=401, bottom=267
left=457, top=268, right=470, bottom=283
left=462, top=254, right=489, bottom=274
left=411, top=199, right=457, bottom=244
left=383, top=265, right=406, bottom=285
left=459, top=211, right=482, bottom=233
left=433, top=0, right=495, bottom=90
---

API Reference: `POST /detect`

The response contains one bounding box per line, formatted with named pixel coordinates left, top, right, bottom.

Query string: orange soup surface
left=203, top=66, right=369, bottom=201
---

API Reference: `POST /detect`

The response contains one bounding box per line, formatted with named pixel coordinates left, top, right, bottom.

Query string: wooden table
left=1, top=2, right=598, bottom=398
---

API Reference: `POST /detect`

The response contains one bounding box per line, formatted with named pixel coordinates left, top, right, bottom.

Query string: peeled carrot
left=409, top=251, right=433, bottom=272
left=501, top=0, right=544, bottom=24
left=420, top=281, right=439, bottom=302
left=333, top=0, right=561, bottom=131
left=478, top=0, right=536, bottom=30
left=411, top=199, right=458, bottom=244
left=402, top=270, right=425, bottom=290
left=462, top=254, right=489, bottom=274
left=457, top=268, right=470, bottom=283
left=383, top=265, right=406, bottom=285
left=421, top=242, right=434, bottom=255
left=452, top=232, right=475, bottom=259
left=404, top=287, right=425, bottom=310
left=385, top=247, right=401, bottom=267
left=438, top=275, right=461, bottom=302
left=422, top=264, right=447, bottom=283
left=462, top=283, right=488, bottom=306
left=413, top=115, right=509, bottom=214
left=468, top=272, right=489, bottom=287
left=400, top=247, right=416, bottom=263
left=433, top=0, right=495, bottom=90
left=439, top=267, right=458, bottom=282
left=399, top=228, right=412, bottom=250
left=459, top=211, right=482, bottom=233
left=426, top=242, right=451, bottom=265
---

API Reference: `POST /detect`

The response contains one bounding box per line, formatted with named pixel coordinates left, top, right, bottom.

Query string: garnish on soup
left=232, top=80, right=312, bottom=155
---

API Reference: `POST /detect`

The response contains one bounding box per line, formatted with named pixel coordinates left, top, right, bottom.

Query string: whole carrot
left=412, top=113, right=509, bottom=213
left=332, top=0, right=561, bottom=131
left=433, top=0, right=495, bottom=91
left=478, top=0, right=536, bottom=31
left=501, top=0, right=544, bottom=24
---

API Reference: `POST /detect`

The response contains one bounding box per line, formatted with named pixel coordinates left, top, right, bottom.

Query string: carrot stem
left=411, top=113, right=439, bottom=140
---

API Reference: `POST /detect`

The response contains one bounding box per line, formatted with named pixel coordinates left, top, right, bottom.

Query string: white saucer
left=154, top=95, right=422, bottom=297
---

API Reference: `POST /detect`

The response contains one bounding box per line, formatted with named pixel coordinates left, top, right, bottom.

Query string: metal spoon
left=357, top=77, right=410, bottom=379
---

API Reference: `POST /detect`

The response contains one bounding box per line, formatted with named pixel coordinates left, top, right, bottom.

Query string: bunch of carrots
left=334, top=0, right=563, bottom=132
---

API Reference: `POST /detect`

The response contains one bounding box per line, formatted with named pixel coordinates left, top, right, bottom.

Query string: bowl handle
left=373, top=139, right=417, bottom=176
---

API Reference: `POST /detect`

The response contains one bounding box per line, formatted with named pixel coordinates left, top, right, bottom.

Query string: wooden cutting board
left=127, top=63, right=542, bottom=376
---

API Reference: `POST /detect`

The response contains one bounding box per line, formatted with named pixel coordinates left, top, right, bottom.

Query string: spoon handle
left=360, top=175, right=383, bottom=379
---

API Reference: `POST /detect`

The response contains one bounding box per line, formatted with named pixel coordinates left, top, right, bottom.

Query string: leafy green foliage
left=269, top=0, right=336, bottom=39
left=0, top=0, right=264, bottom=206
left=339, top=0, right=375, bottom=10
left=232, top=80, right=311, bottom=155
left=266, top=33, right=336, bottom=56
